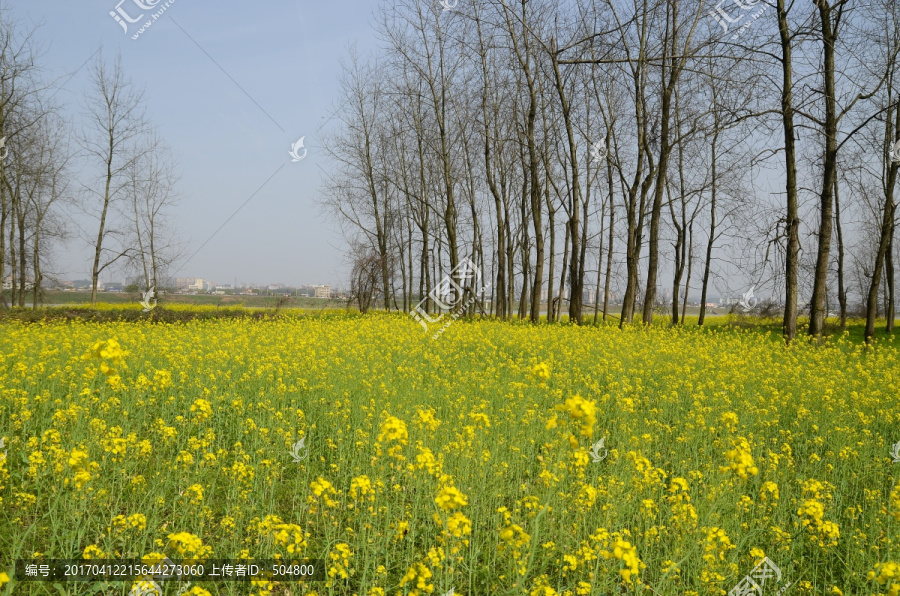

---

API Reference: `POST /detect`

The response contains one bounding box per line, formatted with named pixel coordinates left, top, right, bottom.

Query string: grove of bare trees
left=322, top=0, right=900, bottom=344
left=0, top=5, right=181, bottom=308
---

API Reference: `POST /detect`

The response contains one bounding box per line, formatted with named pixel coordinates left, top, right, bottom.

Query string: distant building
left=177, top=277, right=207, bottom=291
left=313, top=285, right=331, bottom=299
left=3, top=275, right=37, bottom=289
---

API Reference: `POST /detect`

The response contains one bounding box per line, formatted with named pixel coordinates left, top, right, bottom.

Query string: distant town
left=2, top=275, right=765, bottom=310
left=4, top=276, right=345, bottom=300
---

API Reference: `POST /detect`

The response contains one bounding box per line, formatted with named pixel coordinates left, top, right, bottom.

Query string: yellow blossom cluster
left=720, top=437, right=759, bottom=480
left=550, top=394, right=597, bottom=437
left=797, top=499, right=841, bottom=548
left=599, top=534, right=645, bottom=585
left=868, top=562, right=900, bottom=596
left=1, top=313, right=899, bottom=594
left=435, top=484, right=468, bottom=511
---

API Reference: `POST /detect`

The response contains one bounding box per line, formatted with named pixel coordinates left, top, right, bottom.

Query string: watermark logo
left=890, top=140, right=900, bottom=164
left=729, top=557, right=789, bottom=596
left=589, top=437, right=608, bottom=463
left=709, top=0, right=767, bottom=40
left=739, top=286, right=757, bottom=312
left=0, top=137, right=9, bottom=162
left=110, top=0, right=147, bottom=34
left=140, top=287, right=157, bottom=312
left=410, top=257, right=491, bottom=339
left=891, top=440, right=900, bottom=464
left=289, top=137, right=307, bottom=162
left=590, top=138, right=608, bottom=164
left=440, top=0, right=459, bottom=11
left=110, top=0, right=177, bottom=40
left=289, top=437, right=308, bottom=462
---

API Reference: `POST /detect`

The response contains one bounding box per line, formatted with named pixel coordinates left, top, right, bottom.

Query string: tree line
left=321, top=0, right=900, bottom=344
left=0, top=4, right=180, bottom=309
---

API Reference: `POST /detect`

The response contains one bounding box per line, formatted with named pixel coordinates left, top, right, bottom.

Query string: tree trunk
left=643, top=83, right=670, bottom=325
left=547, top=199, right=556, bottom=323
left=92, top=133, right=116, bottom=305
left=643, top=0, right=689, bottom=325
left=478, top=33, right=508, bottom=320
left=670, top=117, right=687, bottom=327
left=603, top=149, right=615, bottom=321
left=833, top=173, right=846, bottom=327
left=620, top=187, right=639, bottom=326
left=887, top=227, right=895, bottom=333
left=505, top=186, right=516, bottom=319
left=777, top=0, right=801, bottom=343
left=866, top=192, right=896, bottom=343
left=519, top=160, right=531, bottom=320
left=550, top=39, right=585, bottom=324
left=558, top=224, right=570, bottom=322
left=594, top=198, right=607, bottom=324
left=16, top=185, right=27, bottom=306
left=32, top=219, right=42, bottom=310
left=8, top=195, right=15, bottom=305
left=526, top=96, right=543, bottom=323
left=808, top=0, right=839, bottom=340
left=529, top=165, right=544, bottom=323
left=682, top=221, right=693, bottom=324
left=0, top=164, right=6, bottom=309
left=864, top=99, right=899, bottom=343
left=578, top=187, right=590, bottom=318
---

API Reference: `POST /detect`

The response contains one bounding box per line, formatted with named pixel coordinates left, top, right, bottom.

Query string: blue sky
left=17, top=0, right=380, bottom=287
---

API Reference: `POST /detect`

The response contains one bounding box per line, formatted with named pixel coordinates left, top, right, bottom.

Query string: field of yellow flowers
left=1, top=312, right=899, bottom=596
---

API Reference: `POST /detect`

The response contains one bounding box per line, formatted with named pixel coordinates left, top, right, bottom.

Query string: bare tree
left=79, top=54, right=148, bottom=304
left=641, top=0, right=704, bottom=325
left=22, top=115, right=71, bottom=308
left=349, top=241, right=384, bottom=313
left=321, top=50, right=396, bottom=312
left=864, top=0, right=900, bottom=343
left=125, top=134, right=183, bottom=294
left=310, top=0, right=899, bottom=340
left=0, top=5, right=46, bottom=308
left=808, top=0, right=887, bottom=339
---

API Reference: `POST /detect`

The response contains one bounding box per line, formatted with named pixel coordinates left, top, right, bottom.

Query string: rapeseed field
left=0, top=312, right=898, bottom=595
